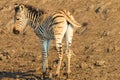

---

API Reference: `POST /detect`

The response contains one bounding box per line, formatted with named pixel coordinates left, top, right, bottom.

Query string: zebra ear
left=14, top=3, right=19, bottom=12
left=14, top=3, right=19, bottom=8
left=19, top=4, right=24, bottom=11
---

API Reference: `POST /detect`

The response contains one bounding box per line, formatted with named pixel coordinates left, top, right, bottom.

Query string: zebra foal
left=13, top=3, right=81, bottom=78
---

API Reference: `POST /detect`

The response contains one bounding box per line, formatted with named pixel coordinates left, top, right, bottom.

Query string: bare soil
left=0, top=0, right=120, bottom=80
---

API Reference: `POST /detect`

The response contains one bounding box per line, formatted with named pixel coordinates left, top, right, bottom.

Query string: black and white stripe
left=13, top=4, right=81, bottom=78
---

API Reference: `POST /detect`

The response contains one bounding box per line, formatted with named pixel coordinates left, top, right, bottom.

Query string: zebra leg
left=56, top=43, right=63, bottom=77
left=66, top=43, right=72, bottom=75
left=46, top=39, right=51, bottom=69
left=65, top=24, right=74, bottom=75
left=47, top=39, right=51, bottom=53
left=40, top=39, right=50, bottom=78
left=53, top=20, right=68, bottom=77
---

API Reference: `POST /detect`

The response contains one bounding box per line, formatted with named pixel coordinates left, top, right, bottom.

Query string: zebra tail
left=61, top=10, right=82, bottom=28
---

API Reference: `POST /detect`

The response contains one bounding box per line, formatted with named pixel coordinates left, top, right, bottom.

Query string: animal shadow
left=0, top=70, right=46, bottom=80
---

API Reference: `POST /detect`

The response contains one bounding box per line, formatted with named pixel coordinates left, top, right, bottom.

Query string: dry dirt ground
left=0, top=0, right=120, bottom=80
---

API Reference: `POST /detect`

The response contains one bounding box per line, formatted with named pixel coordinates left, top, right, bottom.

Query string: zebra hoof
left=55, top=73, right=60, bottom=78
left=42, top=72, right=46, bottom=79
left=42, top=72, right=49, bottom=79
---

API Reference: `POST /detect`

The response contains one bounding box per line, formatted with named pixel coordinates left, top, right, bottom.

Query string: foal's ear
left=14, top=3, right=19, bottom=12
left=14, top=3, right=19, bottom=8
left=14, top=3, right=24, bottom=11
left=19, top=4, right=24, bottom=11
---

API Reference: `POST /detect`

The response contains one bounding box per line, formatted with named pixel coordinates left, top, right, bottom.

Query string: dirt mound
left=0, top=0, right=120, bottom=80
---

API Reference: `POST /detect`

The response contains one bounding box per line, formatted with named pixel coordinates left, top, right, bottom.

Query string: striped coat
left=13, top=4, right=82, bottom=78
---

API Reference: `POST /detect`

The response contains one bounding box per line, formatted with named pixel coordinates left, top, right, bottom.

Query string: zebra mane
left=14, top=3, right=46, bottom=15
left=24, top=4, right=46, bottom=15
left=23, top=4, right=48, bottom=29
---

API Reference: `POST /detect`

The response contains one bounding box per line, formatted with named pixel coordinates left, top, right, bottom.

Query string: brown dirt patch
left=0, top=0, right=120, bottom=80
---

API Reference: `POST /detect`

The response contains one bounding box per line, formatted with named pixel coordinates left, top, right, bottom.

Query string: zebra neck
left=29, top=21, right=39, bottom=29
left=28, top=13, right=46, bottom=30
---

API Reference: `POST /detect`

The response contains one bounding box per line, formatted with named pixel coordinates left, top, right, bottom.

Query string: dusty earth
left=0, top=0, right=120, bottom=80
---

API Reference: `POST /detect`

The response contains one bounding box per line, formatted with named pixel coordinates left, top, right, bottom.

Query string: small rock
left=105, top=48, right=110, bottom=53
left=80, top=62, right=88, bottom=69
left=0, top=29, right=4, bottom=34
left=95, top=7, right=101, bottom=13
left=88, top=64, right=94, bottom=69
left=11, top=50, right=15, bottom=54
left=16, top=75, right=20, bottom=78
left=76, top=64, right=80, bottom=68
left=1, top=51, right=10, bottom=59
left=0, top=57, right=2, bottom=61
left=0, top=54, right=6, bottom=61
left=94, top=60, right=105, bottom=66
left=1, top=51, right=9, bottom=56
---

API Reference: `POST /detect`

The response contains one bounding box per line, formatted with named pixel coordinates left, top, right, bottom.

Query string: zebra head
left=13, top=4, right=28, bottom=34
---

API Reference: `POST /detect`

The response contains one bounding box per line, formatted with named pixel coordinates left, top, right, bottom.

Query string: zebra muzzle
left=13, top=28, right=20, bottom=34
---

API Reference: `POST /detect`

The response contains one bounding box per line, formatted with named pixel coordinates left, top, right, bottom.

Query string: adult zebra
left=13, top=3, right=82, bottom=78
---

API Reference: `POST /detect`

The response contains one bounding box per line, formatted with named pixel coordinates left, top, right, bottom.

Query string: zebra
left=13, top=3, right=82, bottom=78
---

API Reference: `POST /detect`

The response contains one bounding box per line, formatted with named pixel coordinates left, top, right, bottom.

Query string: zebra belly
left=34, top=28, right=54, bottom=40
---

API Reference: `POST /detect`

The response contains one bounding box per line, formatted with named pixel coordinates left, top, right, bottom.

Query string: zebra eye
left=16, top=18, right=20, bottom=20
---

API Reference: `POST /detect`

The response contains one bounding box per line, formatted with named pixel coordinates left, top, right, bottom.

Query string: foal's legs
left=65, top=24, right=74, bottom=75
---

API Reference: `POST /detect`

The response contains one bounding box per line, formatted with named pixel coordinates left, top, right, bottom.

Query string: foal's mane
left=24, top=4, right=46, bottom=15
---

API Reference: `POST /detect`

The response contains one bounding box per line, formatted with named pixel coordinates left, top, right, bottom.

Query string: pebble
left=94, top=60, right=105, bottom=66
left=76, top=64, right=80, bottom=68
left=80, top=62, right=88, bottom=69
